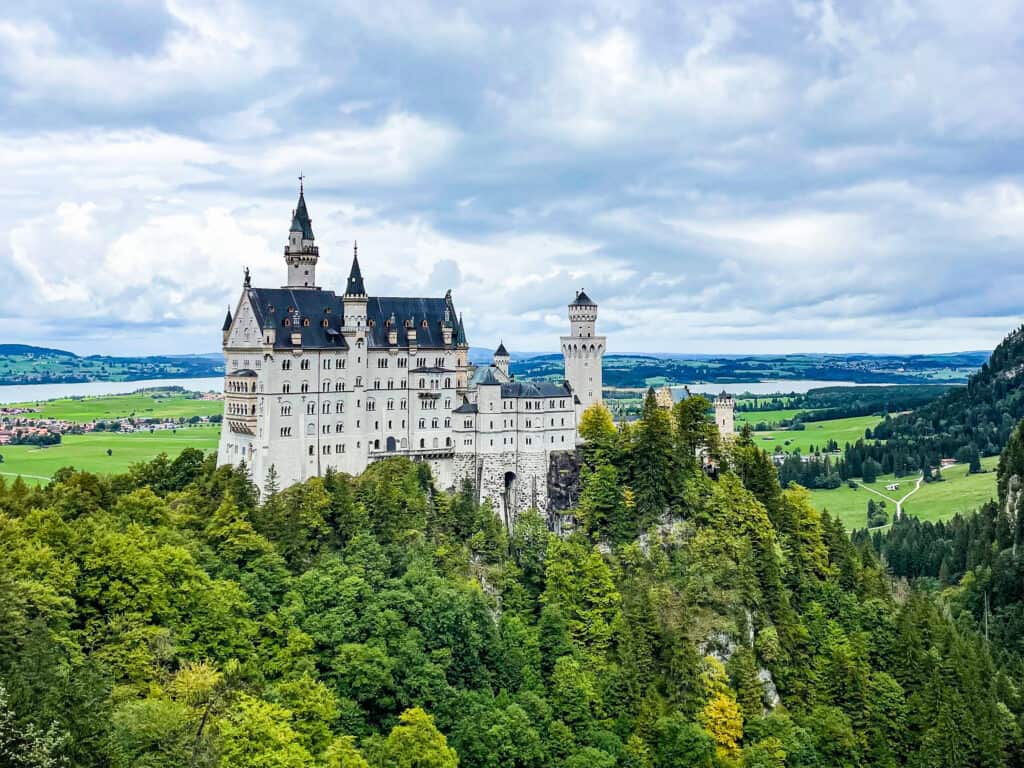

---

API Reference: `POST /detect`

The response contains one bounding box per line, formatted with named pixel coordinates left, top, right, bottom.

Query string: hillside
left=0, top=344, right=223, bottom=385
left=0, top=394, right=1018, bottom=766
left=849, top=325, right=1024, bottom=473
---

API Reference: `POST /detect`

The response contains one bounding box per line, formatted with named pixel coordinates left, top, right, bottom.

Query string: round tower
left=560, top=289, right=606, bottom=418
left=714, top=391, right=735, bottom=439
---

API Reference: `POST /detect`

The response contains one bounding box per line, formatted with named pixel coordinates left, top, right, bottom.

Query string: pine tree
left=631, top=389, right=676, bottom=528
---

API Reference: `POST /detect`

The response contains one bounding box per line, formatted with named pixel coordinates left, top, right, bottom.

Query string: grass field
left=808, top=456, right=999, bottom=530
left=11, top=391, right=223, bottom=423
left=746, top=415, right=880, bottom=454
left=0, top=425, right=221, bottom=484
left=735, top=408, right=815, bottom=426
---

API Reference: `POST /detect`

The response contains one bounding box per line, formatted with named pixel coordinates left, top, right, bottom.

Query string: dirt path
left=0, top=470, right=52, bottom=482
left=856, top=472, right=925, bottom=521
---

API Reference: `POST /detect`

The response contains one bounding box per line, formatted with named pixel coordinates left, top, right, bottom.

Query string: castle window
left=368, top=319, right=375, bottom=328
left=335, top=382, right=343, bottom=392
left=281, top=404, right=291, bottom=416
left=323, top=445, right=330, bottom=454
left=301, top=383, right=309, bottom=393
left=444, top=418, right=450, bottom=428
left=418, top=418, right=426, bottom=429
left=336, top=401, right=344, bottom=413
left=321, top=319, right=329, bottom=328
left=283, top=383, right=291, bottom=393
left=431, top=418, right=439, bottom=429
left=400, top=399, right=407, bottom=409
left=301, top=359, right=310, bottom=370
left=367, top=399, right=376, bottom=412
left=323, top=381, right=331, bottom=392
left=420, top=439, right=425, bottom=448
left=322, top=402, right=330, bottom=414
left=303, top=318, right=310, bottom=327
left=398, top=358, right=407, bottom=368
left=307, top=403, right=315, bottom=415
left=444, top=399, right=451, bottom=409
left=377, top=358, right=388, bottom=368
left=322, top=425, right=330, bottom=434
left=336, top=421, right=344, bottom=432
left=283, top=318, right=291, bottom=327
left=421, top=319, right=428, bottom=328
left=336, top=359, right=346, bottom=369
left=308, top=446, right=314, bottom=455
left=355, top=377, right=362, bottom=387
left=387, top=379, right=394, bottom=389
left=281, top=359, right=291, bottom=370
left=373, top=380, right=380, bottom=390
left=444, top=377, right=451, bottom=388
left=387, top=399, right=394, bottom=410
left=338, top=444, right=345, bottom=453
left=463, top=419, right=472, bottom=429
left=279, top=427, right=291, bottom=437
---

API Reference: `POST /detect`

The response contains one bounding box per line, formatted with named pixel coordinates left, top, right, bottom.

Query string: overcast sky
left=2, top=0, right=1023, bottom=357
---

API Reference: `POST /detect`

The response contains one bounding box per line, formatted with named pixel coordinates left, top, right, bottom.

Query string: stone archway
left=502, top=471, right=517, bottom=530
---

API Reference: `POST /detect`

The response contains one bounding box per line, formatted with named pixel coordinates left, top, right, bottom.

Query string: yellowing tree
left=697, top=658, right=743, bottom=762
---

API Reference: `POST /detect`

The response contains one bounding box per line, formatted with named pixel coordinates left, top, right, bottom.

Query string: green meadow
left=0, top=425, right=221, bottom=484
left=808, top=455, right=999, bottom=530
left=11, top=390, right=222, bottom=423
left=745, top=414, right=880, bottom=454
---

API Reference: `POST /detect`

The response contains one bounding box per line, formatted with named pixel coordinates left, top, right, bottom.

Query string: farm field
left=808, top=455, right=999, bottom=530
left=746, top=414, right=881, bottom=454
left=0, top=425, right=221, bottom=484
left=10, top=390, right=222, bottom=423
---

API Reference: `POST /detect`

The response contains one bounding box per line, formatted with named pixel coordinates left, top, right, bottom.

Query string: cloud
left=1, top=0, right=1023, bottom=356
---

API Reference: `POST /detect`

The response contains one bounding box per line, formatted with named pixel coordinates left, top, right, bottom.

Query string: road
left=856, top=472, right=925, bottom=520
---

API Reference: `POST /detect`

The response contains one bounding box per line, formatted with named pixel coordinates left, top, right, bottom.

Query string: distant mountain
left=0, top=344, right=224, bottom=385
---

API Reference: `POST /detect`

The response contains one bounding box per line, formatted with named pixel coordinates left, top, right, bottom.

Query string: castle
left=217, top=186, right=606, bottom=522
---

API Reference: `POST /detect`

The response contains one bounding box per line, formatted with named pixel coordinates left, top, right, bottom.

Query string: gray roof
left=232, top=369, right=257, bottom=377
left=470, top=366, right=505, bottom=386
left=494, top=341, right=509, bottom=357
left=570, top=290, right=596, bottom=306
left=453, top=399, right=478, bottom=414
left=222, top=307, right=233, bottom=331
left=345, top=251, right=366, bottom=296
left=500, top=380, right=573, bottom=399
left=289, top=191, right=314, bottom=240
left=244, top=287, right=462, bottom=351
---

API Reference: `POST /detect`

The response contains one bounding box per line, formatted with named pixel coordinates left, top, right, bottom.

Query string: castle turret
left=714, top=391, right=735, bottom=439
left=343, top=242, right=368, bottom=329
left=221, top=306, right=233, bottom=343
left=493, top=341, right=510, bottom=377
left=560, top=289, right=606, bottom=418
left=284, top=177, right=319, bottom=288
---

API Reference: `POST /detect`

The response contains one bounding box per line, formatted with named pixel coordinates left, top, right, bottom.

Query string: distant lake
left=674, top=380, right=870, bottom=398
left=0, top=376, right=223, bottom=405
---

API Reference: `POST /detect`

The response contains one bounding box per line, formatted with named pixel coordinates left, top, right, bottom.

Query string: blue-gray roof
left=453, top=399, right=478, bottom=414
left=290, top=191, right=314, bottom=240
left=244, top=287, right=462, bottom=351
left=470, top=366, right=504, bottom=386
left=494, top=341, right=508, bottom=357
left=222, top=307, right=233, bottom=331
left=345, top=252, right=366, bottom=296
left=570, top=290, right=595, bottom=306
left=500, top=380, right=573, bottom=399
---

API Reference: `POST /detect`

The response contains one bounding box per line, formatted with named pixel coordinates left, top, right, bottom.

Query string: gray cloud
left=1, top=0, right=1023, bottom=356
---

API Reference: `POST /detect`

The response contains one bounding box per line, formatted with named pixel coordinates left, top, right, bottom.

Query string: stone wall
left=547, top=449, right=581, bottom=512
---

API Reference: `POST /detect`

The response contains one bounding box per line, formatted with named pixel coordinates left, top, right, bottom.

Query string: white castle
left=217, top=185, right=606, bottom=522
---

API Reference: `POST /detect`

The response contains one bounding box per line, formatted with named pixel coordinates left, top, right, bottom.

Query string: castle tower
left=493, top=341, right=510, bottom=377
left=714, top=392, right=735, bottom=439
left=560, top=289, right=606, bottom=418
left=284, top=178, right=319, bottom=288
left=343, top=243, right=368, bottom=329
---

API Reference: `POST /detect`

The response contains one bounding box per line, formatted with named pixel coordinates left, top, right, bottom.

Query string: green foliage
left=2, top=421, right=1023, bottom=768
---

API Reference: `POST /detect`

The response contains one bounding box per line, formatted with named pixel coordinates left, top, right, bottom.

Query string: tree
left=631, top=389, right=676, bottom=527
left=380, top=708, right=458, bottom=768
left=217, top=694, right=313, bottom=768
left=0, top=685, right=67, bottom=768
left=324, top=736, right=370, bottom=768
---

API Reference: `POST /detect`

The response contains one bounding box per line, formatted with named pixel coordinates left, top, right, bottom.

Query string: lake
left=675, top=380, right=869, bottom=398
left=0, top=376, right=224, bottom=405
left=0, top=375, right=903, bottom=406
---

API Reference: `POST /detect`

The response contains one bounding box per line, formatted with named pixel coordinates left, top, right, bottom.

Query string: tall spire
left=345, top=241, right=366, bottom=296
left=289, top=178, right=314, bottom=240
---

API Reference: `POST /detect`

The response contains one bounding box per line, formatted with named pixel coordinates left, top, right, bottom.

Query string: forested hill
left=861, top=324, right=1024, bottom=469
left=0, top=344, right=223, bottom=384
left=1, top=393, right=1020, bottom=766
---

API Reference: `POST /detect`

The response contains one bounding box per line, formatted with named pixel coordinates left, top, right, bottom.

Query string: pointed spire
left=495, top=340, right=509, bottom=357
left=222, top=306, right=233, bottom=331
left=345, top=241, right=366, bottom=296
left=455, top=313, right=467, bottom=346
left=289, top=178, right=314, bottom=240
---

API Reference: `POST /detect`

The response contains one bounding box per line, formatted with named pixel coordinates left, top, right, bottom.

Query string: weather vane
left=298, top=172, right=305, bottom=194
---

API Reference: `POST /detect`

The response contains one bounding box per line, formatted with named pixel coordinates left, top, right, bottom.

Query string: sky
left=1, top=0, right=1024, bottom=357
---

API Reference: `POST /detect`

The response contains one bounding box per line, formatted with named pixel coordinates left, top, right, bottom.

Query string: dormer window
left=283, top=318, right=291, bottom=327
left=368, top=319, right=375, bottom=328
left=385, top=318, right=392, bottom=328
left=421, top=319, right=428, bottom=328
left=321, top=319, right=329, bottom=328
left=302, top=318, right=310, bottom=327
